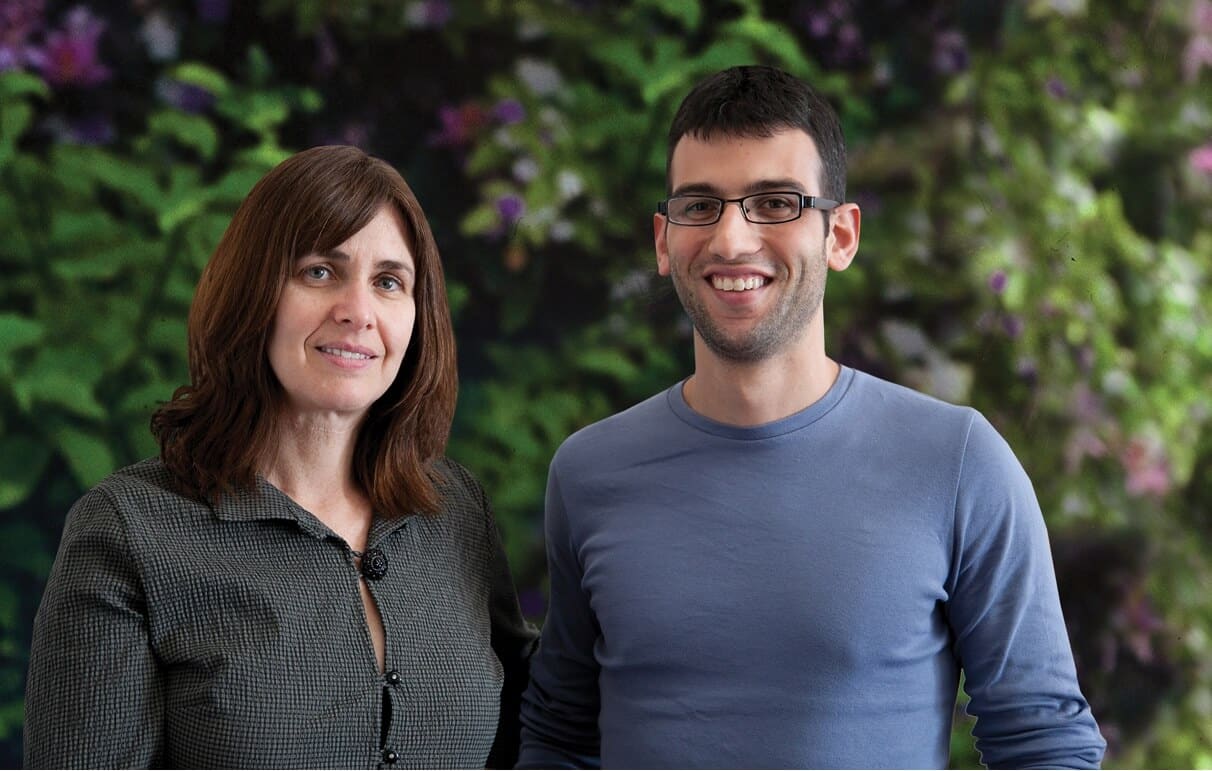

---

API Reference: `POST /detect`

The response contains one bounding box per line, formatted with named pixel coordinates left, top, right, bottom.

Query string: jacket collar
left=211, top=476, right=413, bottom=545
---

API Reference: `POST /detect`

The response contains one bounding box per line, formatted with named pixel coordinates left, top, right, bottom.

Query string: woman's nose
left=333, top=283, right=374, bottom=328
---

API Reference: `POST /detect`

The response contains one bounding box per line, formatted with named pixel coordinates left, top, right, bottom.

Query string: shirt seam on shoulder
left=947, top=409, right=980, bottom=587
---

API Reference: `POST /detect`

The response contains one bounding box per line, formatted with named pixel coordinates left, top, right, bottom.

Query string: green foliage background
left=2, top=0, right=1210, bottom=767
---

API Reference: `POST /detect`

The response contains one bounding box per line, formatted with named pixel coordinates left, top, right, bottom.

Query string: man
left=517, top=65, right=1105, bottom=769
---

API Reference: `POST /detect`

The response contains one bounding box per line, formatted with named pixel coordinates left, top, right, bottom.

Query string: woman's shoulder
left=89, top=457, right=186, bottom=502
left=431, top=456, right=484, bottom=501
left=69, top=457, right=206, bottom=528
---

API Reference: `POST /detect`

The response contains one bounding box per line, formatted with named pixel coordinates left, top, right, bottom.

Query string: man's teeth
left=320, top=347, right=372, bottom=360
left=711, top=276, right=767, bottom=291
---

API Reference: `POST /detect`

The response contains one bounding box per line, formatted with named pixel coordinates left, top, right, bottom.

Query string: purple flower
left=1046, top=76, right=1069, bottom=99
left=1000, top=314, right=1024, bottom=339
left=932, top=30, right=969, bottom=75
left=404, top=0, right=452, bottom=29
left=195, top=0, right=230, bottom=24
left=1122, top=438, right=1172, bottom=498
left=313, top=26, right=339, bottom=76
left=1016, top=357, right=1038, bottom=383
left=44, top=113, right=114, bottom=145
left=0, top=0, right=45, bottom=71
left=492, top=98, right=525, bottom=125
left=1189, top=142, right=1212, bottom=174
left=36, top=6, right=110, bottom=87
left=1192, top=0, right=1212, bottom=35
left=430, top=102, right=488, bottom=147
left=496, top=194, right=525, bottom=224
left=140, top=10, right=179, bottom=62
left=1184, top=35, right=1212, bottom=82
left=988, top=270, right=1007, bottom=294
left=156, top=78, right=215, bottom=114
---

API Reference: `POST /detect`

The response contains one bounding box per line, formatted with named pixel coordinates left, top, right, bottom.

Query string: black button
left=382, top=748, right=398, bottom=764
left=385, top=670, right=401, bottom=686
left=361, top=547, right=388, bottom=581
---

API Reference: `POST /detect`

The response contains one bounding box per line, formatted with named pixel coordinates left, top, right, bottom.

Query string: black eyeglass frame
left=656, top=192, right=842, bottom=226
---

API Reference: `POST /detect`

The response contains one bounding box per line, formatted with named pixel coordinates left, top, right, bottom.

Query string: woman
left=24, top=146, right=537, bottom=769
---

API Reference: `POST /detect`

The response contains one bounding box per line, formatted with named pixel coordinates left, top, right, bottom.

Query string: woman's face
left=267, top=205, right=417, bottom=425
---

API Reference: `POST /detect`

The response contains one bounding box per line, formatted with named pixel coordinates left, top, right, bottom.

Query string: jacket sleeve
left=24, top=485, right=164, bottom=768
left=516, top=463, right=601, bottom=769
left=476, top=475, right=541, bottom=770
left=947, top=414, right=1106, bottom=769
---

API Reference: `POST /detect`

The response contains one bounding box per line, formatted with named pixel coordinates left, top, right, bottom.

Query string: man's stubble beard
left=668, top=243, right=828, bottom=364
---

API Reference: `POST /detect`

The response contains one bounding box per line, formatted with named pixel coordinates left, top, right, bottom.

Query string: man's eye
left=681, top=198, right=720, bottom=216
left=756, top=195, right=794, bottom=209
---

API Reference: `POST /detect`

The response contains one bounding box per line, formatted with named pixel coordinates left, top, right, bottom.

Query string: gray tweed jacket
left=24, top=456, right=538, bottom=769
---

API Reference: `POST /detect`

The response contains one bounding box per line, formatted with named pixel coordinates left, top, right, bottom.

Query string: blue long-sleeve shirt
left=519, top=367, right=1105, bottom=769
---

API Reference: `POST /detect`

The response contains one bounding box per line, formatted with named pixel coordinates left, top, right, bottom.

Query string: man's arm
left=517, top=463, right=602, bottom=769
left=947, top=413, right=1106, bottom=769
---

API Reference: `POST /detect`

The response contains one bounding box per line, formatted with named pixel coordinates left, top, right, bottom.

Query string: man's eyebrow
left=671, top=179, right=807, bottom=197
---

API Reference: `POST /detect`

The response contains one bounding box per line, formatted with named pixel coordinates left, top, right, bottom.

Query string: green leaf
left=166, top=62, right=230, bottom=96
left=50, top=240, right=162, bottom=282
left=147, top=317, right=188, bottom=355
left=0, top=314, right=43, bottom=358
left=148, top=110, right=220, bottom=160
left=460, top=204, right=499, bottom=236
left=0, top=523, right=51, bottom=574
left=48, top=209, right=120, bottom=247
left=53, top=147, right=164, bottom=213
left=573, top=347, right=641, bottom=382
left=246, top=46, right=274, bottom=85
left=210, top=166, right=268, bottom=204
left=17, top=373, right=106, bottom=420
left=158, top=168, right=215, bottom=233
left=0, top=435, right=51, bottom=510
left=591, top=39, right=651, bottom=85
left=719, top=14, right=815, bottom=74
left=0, top=103, right=34, bottom=167
left=640, top=0, right=702, bottom=30
left=15, top=348, right=106, bottom=420
left=0, top=70, right=49, bottom=100
left=295, top=87, right=323, bottom=112
left=0, top=583, right=15, bottom=629
left=54, top=425, right=117, bottom=489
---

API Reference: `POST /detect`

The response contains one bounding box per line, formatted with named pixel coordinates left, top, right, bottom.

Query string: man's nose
left=707, top=201, right=762, bottom=260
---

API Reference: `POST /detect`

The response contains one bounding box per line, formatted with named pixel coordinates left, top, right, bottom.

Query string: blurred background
left=1, top=0, right=1210, bottom=766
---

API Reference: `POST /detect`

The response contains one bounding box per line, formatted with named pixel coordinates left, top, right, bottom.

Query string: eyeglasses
left=657, top=191, right=840, bottom=226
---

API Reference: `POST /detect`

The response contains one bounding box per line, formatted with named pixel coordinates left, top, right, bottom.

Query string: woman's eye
left=376, top=276, right=403, bottom=291
left=303, top=265, right=331, bottom=280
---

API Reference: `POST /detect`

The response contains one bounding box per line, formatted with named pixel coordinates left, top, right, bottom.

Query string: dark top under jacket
left=24, top=457, right=538, bottom=770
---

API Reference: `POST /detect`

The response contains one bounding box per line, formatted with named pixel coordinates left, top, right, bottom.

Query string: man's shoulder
left=845, top=367, right=980, bottom=433
left=552, top=386, right=677, bottom=469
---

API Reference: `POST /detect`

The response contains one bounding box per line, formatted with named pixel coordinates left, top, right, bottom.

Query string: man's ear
left=826, top=203, right=861, bottom=272
left=654, top=213, right=671, bottom=276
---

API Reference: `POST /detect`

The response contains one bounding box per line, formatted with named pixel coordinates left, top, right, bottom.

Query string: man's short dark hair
left=667, top=65, right=846, bottom=201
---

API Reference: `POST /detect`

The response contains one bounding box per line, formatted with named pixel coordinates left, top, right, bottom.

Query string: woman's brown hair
left=151, top=145, right=457, bottom=516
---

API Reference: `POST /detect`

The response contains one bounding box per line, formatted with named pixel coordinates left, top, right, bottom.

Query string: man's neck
left=682, top=340, right=840, bottom=427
